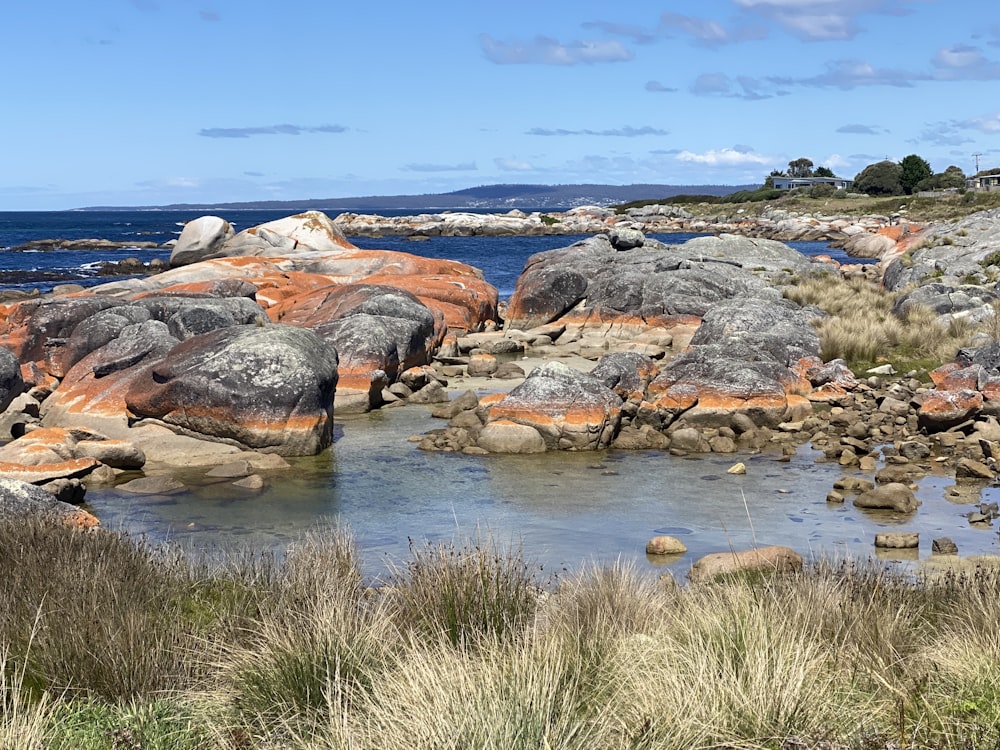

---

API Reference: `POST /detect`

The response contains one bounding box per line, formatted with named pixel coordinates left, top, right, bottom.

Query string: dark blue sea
left=0, top=209, right=858, bottom=299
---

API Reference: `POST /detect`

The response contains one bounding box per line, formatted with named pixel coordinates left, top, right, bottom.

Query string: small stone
left=116, top=476, right=185, bottom=495
left=826, top=490, right=845, bottom=503
left=727, top=462, right=746, bottom=475
left=931, top=537, right=959, bottom=555
left=646, top=535, right=687, bottom=555
left=874, top=532, right=918, bottom=549
left=206, top=460, right=254, bottom=478
left=854, top=482, right=920, bottom=513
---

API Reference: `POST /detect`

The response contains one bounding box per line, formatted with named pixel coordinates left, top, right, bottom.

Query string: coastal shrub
left=808, top=182, right=837, bottom=199
left=0, top=520, right=203, bottom=701
left=721, top=187, right=784, bottom=203
left=212, top=527, right=389, bottom=735
left=784, top=276, right=971, bottom=367
left=387, top=535, right=541, bottom=649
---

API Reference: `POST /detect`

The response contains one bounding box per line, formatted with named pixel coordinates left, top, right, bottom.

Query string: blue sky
left=2, top=0, right=999, bottom=210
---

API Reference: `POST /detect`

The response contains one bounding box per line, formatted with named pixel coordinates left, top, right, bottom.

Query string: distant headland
left=76, top=182, right=758, bottom=212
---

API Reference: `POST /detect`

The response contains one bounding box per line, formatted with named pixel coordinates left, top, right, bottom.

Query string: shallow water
left=81, top=403, right=1000, bottom=579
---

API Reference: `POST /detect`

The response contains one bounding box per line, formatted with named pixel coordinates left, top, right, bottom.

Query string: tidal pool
left=83, top=404, right=1000, bottom=580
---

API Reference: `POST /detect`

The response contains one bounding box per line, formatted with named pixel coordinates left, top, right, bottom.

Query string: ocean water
left=0, top=211, right=984, bottom=578
left=0, top=209, right=865, bottom=298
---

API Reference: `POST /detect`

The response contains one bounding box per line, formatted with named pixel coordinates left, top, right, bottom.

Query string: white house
left=966, top=170, right=1000, bottom=191
left=772, top=176, right=854, bottom=191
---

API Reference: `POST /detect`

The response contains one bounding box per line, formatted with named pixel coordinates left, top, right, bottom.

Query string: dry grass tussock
left=8, top=521, right=1000, bottom=748
left=784, top=275, right=976, bottom=365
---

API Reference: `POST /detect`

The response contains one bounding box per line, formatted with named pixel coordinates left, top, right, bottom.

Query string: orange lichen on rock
left=364, top=273, right=498, bottom=332
left=918, top=389, right=984, bottom=430
left=0, top=458, right=100, bottom=483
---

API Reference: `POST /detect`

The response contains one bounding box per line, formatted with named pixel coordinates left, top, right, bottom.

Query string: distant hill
left=81, top=183, right=759, bottom=212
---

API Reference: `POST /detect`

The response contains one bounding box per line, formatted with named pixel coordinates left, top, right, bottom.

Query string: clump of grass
left=1, top=644, right=55, bottom=750
left=0, top=519, right=203, bottom=702
left=211, top=527, right=391, bottom=740
left=386, top=535, right=541, bottom=650
left=14, top=519, right=1000, bottom=747
left=345, top=635, right=602, bottom=750
left=784, top=275, right=973, bottom=367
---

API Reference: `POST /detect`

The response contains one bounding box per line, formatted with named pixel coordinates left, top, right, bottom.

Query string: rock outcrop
left=485, top=362, right=623, bottom=451
left=1, top=210, right=499, bottom=459
left=124, top=324, right=339, bottom=455
left=0, top=477, right=99, bottom=528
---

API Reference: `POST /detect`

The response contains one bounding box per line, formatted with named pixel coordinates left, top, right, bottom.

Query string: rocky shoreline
left=3, top=206, right=1000, bottom=577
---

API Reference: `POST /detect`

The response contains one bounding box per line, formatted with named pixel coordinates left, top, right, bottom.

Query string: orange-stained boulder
left=918, top=389, right=984, bottom=431
left=0, top=458, right=100, bottom=484
left=270, top=284, right=443, bottom=413
left=124, top=324, right=339, bottom=456
left=41, top=320, right=182, bottom=435
left=363, top=272, right=498, bottom=333
left=486, top=361, right=622, bottom=450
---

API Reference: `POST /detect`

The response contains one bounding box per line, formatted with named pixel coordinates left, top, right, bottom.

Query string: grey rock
left=168, top=216, right=235, bottom=267
left=0, top=478, right=91, bottom=523
left=124, top=324, right=339, bottom=456
left=932, top=536, right=959, bottom=554
left=608, top=227, right=645, bottom=250
left=0, top=346, right=24, bottom=414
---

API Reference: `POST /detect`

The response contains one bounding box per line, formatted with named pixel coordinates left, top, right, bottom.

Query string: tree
left=787, top=158, right=814, bottom=178
left=853, top=160, right=903, bottom=196
left=814, top=166, right=835, bottom=178
left=899, top=154, right=932, bottom=195
left=763, top=169, right=784, bottom=188
left=914, top=165, right=967, bottom=192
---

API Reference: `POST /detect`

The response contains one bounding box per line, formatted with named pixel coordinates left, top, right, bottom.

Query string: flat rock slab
left=688, top=545, right=803, bottom=582
left=116, top=476, right=186, bottom=495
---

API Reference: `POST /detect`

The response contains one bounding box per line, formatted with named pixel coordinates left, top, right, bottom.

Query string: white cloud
left=732, top=0, right=926, bottom=42
left=645, top=80, right=677, bottom=92
left=401, top=162, right=477, bottom=173
left=494, top=157, right=536, bottom=171
left=164, top=177, right=200, bottom=188
left=675, top=147, right=771, bottom=166
left=961, top=113, right=1000, bottom=134
left=198, top=124, right=349, bottom=139
left=822, top=154, right=852, bottom=171
left=931, top=45, right=1000, bottom=81
left=480, top=34, right=633, bottom=65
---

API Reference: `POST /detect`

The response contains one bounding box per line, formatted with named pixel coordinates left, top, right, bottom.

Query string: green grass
left=615, top=188, right=1000, bottom=222
left=9, top=521, right=1000, bottom=748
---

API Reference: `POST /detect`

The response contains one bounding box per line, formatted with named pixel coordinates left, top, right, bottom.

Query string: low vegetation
left=5, top=519, right=1000, bottom=748
left=617, top=189, right=1000, bottom=223
left=783, top=275, right=982, bottom=374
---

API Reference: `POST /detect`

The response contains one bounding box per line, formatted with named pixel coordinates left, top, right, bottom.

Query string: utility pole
left=973, top=152, right=983, bottom=174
